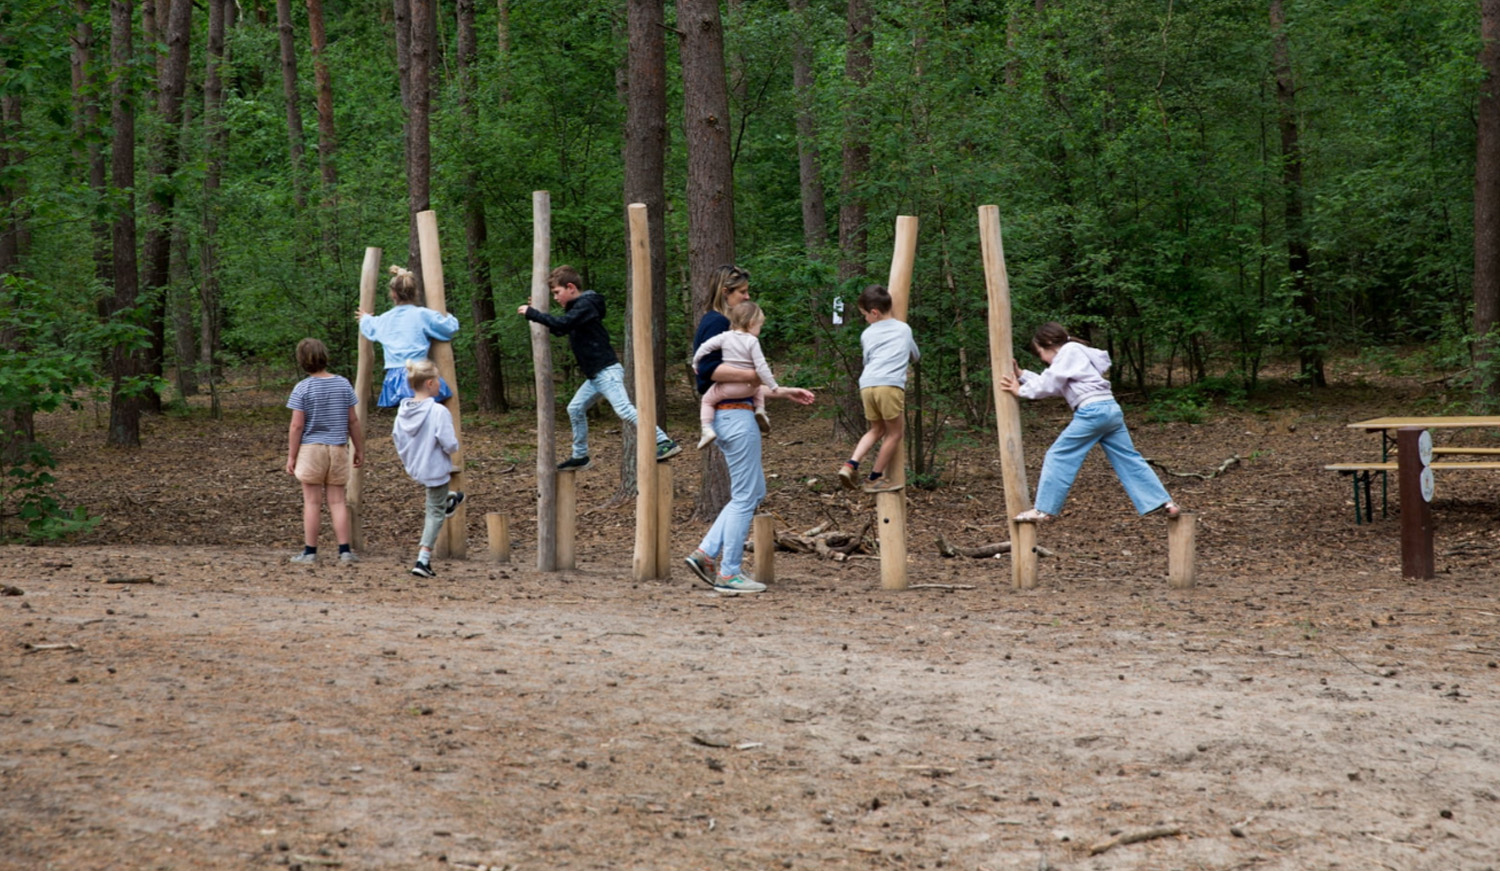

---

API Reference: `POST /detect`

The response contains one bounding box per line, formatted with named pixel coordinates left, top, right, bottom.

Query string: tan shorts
left=861, top=386, right=905, bottom=421
left=294, top=443, right=350, bottom=486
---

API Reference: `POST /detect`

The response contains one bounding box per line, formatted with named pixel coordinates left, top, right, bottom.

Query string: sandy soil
left=3, top=368, right=1500, bottom=870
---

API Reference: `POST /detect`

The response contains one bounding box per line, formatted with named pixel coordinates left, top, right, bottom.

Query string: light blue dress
left=358, top=304, right=460, bottom=407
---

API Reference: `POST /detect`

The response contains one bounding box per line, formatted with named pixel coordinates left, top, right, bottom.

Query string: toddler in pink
left=691, top=301, right=778, bottom=448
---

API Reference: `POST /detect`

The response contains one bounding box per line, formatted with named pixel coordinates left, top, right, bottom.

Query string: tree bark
left=617, top=0, right=670, bottom=501
left=838, top=0, right=872, bottom=283
left=276, top=0, right=309, bottom=211
left=0, top=83, right=35, bottom=464
left=407, top=0, right=433, bottom=300
left=457, top=0, right=506, bottom=412
left=1270, top=0, right=1323, bottom=386
left=200, top=0, right=228, bottom=417
left=1476, top=0, right=1500, bottom=400
left=306, top=0, right=340, bottom=263
left=73, top=0, right=112, bottom=302
left=107, top=0, right=142, bottom=448
left=140, top=0, right=192, bottom=409
left=677, top=0, right=737, bottom=519
left=790, top=0, right=827, bottom=254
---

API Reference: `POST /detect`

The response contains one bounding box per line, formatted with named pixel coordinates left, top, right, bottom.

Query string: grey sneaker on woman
left=713, top=574, right=766, bottom=595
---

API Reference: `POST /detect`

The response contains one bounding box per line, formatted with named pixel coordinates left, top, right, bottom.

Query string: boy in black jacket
left=519, top=265, right=681, bottom=471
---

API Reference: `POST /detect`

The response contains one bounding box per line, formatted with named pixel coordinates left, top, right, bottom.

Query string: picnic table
left=1327, top=416, right=1500, bottom=523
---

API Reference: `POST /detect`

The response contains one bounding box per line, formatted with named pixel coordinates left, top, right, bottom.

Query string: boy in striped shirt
left=285, top=338, right=364, bottom=564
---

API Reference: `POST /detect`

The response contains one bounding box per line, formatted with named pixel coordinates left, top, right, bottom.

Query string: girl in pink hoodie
left=999, top=323, right=1180, bottom=522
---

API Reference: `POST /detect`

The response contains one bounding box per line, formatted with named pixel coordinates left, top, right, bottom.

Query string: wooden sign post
left=530, top=191, right=560, bottom=572
left=416, top=210, right=466, bottom=559
left=1398, top=427, right=1435, bottom=579
left=628, top=203, right=666, bottom=580
left=348, top=246, right=381, bottom=554
left=978, top=206, right=1038, bottom=589
left=877, top=215, right=918, bottom=591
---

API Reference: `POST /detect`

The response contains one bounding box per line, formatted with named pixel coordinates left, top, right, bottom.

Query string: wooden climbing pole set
left=345, top=200, right=1197, bottom=590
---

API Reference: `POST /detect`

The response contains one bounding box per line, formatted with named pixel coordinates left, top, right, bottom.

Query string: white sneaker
left=754, top=409, right=771, bottom=434
left=339, top=551, right=360, bottom=564
left=289, top=552, right=316, bottom=564
left=697, top=426, right=718, bottom=450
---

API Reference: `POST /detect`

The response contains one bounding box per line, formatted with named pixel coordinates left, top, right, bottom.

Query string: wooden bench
left=1324, top=461, right=1500, bottom=523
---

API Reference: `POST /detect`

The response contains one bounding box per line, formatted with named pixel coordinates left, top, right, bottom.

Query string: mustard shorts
left=294, top=443, right=351, bottom=486
left=861, top=386, right=905, bottom=422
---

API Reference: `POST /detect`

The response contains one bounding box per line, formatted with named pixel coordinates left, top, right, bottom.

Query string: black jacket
left=524, top=290, right=619, bottom=378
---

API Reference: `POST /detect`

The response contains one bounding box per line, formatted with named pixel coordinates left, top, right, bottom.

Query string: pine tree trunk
left=74, top=0, right=112, bottom=306
left=407, top=0, right=432, bottom=300
left=0, top=87, right=35, bottom=465
left=1475, top=0, right=1500, bottom=400
left=307, top=0, right=340, bottom=263
left=276, top=0, right=309, bottom=211
left=677, top=0, right=737, bottom=520
left=789, top=0, right=826, bottom=254
left=1270, top=0, right=1323, bottom=386
left=107, top=0, right=142, bottom=448
left=457, top=0, right=506, bottom=412
left=141, top=0, right=192, bottom=409
left=834, top=0, right=873, bottom=439
left=200, top=0, right=228, bottom=418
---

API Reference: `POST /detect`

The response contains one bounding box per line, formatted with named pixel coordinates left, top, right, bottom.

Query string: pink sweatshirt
left=691, top=330, right=780, bottom=393
left=1017, top=342, right=1114, bottom=410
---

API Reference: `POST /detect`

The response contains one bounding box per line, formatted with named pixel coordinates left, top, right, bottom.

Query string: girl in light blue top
left=357, top=265, right=460, bottom=407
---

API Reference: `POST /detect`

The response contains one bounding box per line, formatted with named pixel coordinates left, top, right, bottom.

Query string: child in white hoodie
left=999, top=322, right=1179, bottom=522
left=392, top=359, right=464, bottom=577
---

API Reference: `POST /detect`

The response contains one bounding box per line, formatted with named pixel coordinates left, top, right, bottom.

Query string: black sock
left=302, top=546, right=317, bottom=556
left=845, top=459, right=859, bottom=469
left=338, top=544, right=352, bottom=555
left=868, top=471, right=883, bottom=481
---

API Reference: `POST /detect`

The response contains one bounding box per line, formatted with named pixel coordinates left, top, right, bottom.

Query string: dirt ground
left=4, top=363, right=1500, bottom=871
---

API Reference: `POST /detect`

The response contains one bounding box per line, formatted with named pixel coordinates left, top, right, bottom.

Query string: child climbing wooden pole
left=877, top=215, right=918, bottom=591
left=530, top=191, right=560, bottom=572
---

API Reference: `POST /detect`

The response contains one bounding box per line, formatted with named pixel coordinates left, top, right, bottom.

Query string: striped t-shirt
left=287, top=374, right=358, bottom=445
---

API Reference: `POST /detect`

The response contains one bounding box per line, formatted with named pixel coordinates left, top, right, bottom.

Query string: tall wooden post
left=530, top=191, right=559, bottom=572
left=348, top=246, right=380, bottom=553
left=877, top=215, right=918, bottom=591
left=628, top=203, right=664, bottom=580
left=979, top=205, right=1038, bottom=590
left=1397, top=427, right=1435, bottom=579
left=416, top=210, right=466, bottom=558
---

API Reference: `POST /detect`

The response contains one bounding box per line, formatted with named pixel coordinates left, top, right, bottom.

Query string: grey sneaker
left=713, top=573, right=766, bottom=595
left=558, top=455, right=592, bottom=472
left=683, top=550, right=718, bottom=587
left=338, top=551, right=360, bottom=564
left=289, top=552, right=316, bottom=564
left=444, top=491, right=466, bottom=517
left=656, top=440, right=682, bottom=461
left=862, top=477, right=903, bottom=493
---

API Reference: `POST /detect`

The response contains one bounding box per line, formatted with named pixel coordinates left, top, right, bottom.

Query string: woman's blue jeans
left=694, top=409, right=765, bottom=580
left=566, top=363, right=670, bottom=459
left=1034, top=399, right=1171, bottom=516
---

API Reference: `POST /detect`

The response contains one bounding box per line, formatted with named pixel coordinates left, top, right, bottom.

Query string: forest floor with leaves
left=4, top=360, right=1500, bottom=871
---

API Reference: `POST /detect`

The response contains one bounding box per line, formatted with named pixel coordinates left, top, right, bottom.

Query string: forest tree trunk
left=790, top=0, right=827, bottom=255
left=276, top=0, right=308, bottom=212
left=677, top=0, right=736, bottom=519
left=407, top=0, right=433, bottom=301
left=1270, top=0, right=1323, bottom=386
left=200, top=0, right=228, bottom=417
left=307, top=0, right=340, bottom=263
left=1475, top=0, right=1500, bottom=401
left=457, top=0, right=506, bottom=412
left=107, top=0, right=142, bottom=448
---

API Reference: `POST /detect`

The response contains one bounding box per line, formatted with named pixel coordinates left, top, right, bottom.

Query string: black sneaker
left=656, top=440, right=682, bottom=461
left=558, top=456, right=592, bottom=472
left=444, top=491, right=466, bottom=517
left=411, top=561, right=436, bottom=578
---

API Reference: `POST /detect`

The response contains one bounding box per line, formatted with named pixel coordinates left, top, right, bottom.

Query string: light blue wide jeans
left=1034, top=399, right=1171, bottom=516
left=695, top=409, right=765, bottom=580
left=567, top=363, right=670, bottom=459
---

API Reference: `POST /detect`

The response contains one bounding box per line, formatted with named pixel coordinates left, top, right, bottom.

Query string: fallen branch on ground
left=1146, top=455, right=1241, bottom=479
left=936, top=534, right=1055, bottom=559
left=1089, top=826, right=1182, bottom=855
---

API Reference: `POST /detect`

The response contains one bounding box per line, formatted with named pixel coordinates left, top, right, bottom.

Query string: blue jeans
left=1034, top=399, right=1171, bottom=516
left=567, top=363, right=670, bottom=459
left=695, top=409, right=765, bottom=580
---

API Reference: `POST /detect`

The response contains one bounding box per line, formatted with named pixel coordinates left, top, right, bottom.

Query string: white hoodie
left=1017, top=341, right=1115, bottom=410
left=393, top=397, right=458, bottom=487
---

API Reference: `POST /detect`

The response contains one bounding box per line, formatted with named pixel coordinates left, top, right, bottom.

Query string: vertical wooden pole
left=876, top=215, right=918, bottom=590
left=556, top=469, right=577, bottom=570
left=348, top=246, right=380, bottom=554
left=531, top=191, right=558, bottom=572
left=486, top=512, right=510, bottom=563
left=1397, top=427, right=1435, bottom=580
left=655, top=464, right=672, bottom=577
left=752, top=514, right=775, bottom=584
left=416, top=210, right=466, bottom=559
left=978, top=205, right=1037, bottom=590
left=628, top=203, right=662, bottom=580
left=1167, top=513, right=1196, bottom=589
